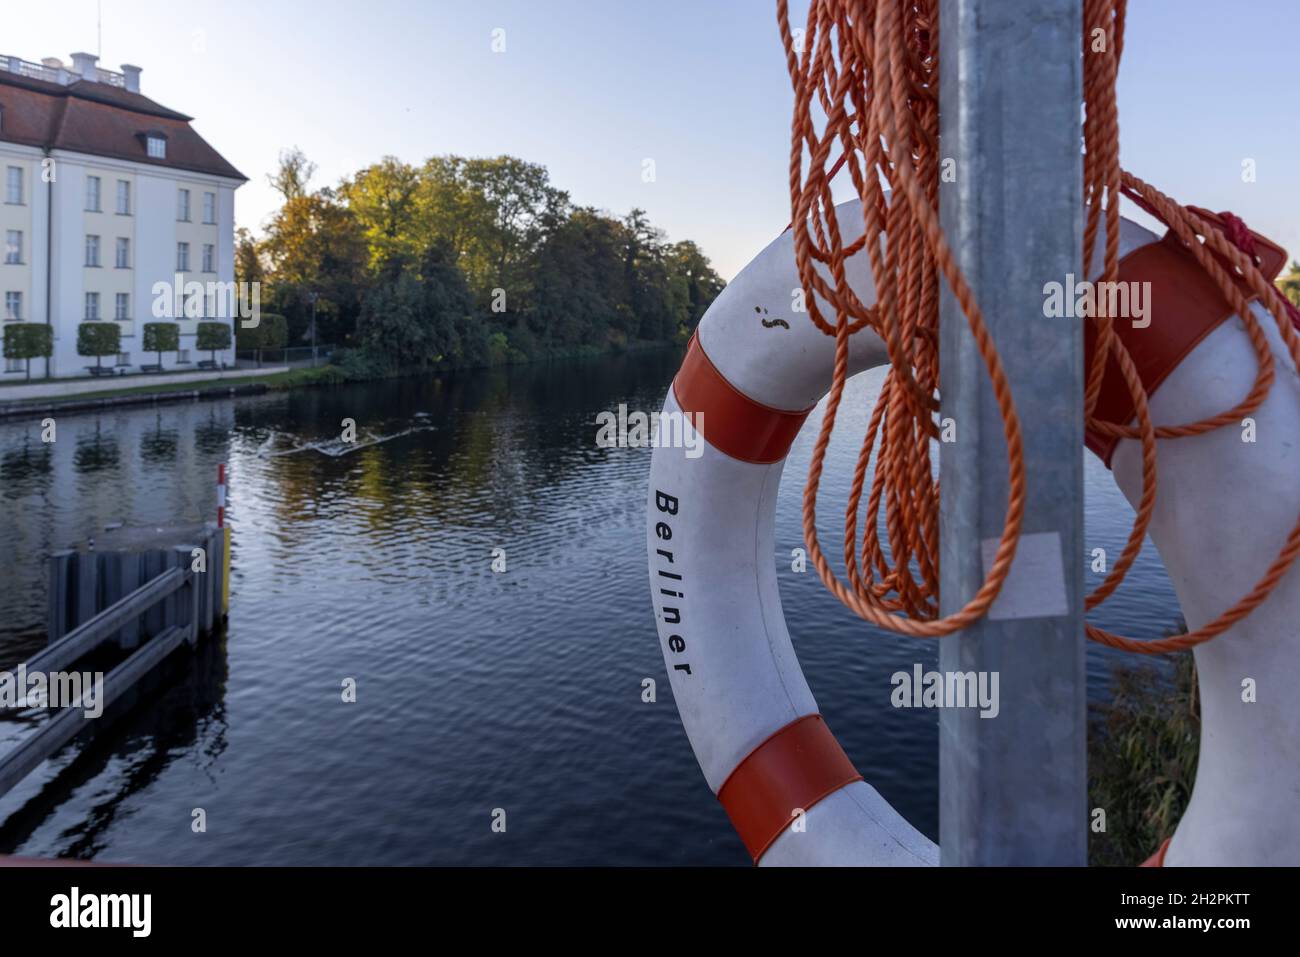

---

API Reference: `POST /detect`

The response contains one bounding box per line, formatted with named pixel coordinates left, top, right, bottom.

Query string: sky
left=3, top=0, right=1297, bottom=279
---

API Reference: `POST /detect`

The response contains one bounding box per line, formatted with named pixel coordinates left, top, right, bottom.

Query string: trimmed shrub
left=196, top=321, right=232, bottom=366
left=142, top=322, right=180, bottom=368
left=77, top=322, right=121, bottom=372
left=3, top=323, right=53, bottom=380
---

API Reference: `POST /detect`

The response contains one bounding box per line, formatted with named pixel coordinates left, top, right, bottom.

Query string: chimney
left=69, top=51, right=98, bottom=81
left=121, top=64, right=141, bottom=93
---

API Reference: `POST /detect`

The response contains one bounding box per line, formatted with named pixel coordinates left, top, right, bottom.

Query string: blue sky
left=5, top=0, right=1297, bottom=278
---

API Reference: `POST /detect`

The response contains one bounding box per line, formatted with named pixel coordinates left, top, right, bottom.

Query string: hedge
left=142, top=322, right=180, bottom=366
left=77, top=322, right=121, bottom=371
left=2, top=323, right=53, bottom=379
left=196, top=321, right=232, bottom=365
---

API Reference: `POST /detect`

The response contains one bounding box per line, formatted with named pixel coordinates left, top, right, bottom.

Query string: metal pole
left=938, top=0, right=1086, bottom=865
left=309, top=294, right=318, bottom=367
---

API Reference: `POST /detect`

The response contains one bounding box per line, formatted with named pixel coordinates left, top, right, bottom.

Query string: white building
left=0, top=52, right=246, bottom=378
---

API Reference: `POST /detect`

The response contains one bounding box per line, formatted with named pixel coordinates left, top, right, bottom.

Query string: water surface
left=0, top=349, right=1179, bottom=864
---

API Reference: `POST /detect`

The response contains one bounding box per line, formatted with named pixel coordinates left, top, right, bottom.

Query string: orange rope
left=779, top=0, right=1300, bottom=651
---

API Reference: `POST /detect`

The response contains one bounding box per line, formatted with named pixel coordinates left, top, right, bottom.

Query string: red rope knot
left=1218, top=210, right=1258, bottom=263
left=1217, top=210, right=1300, bottom=328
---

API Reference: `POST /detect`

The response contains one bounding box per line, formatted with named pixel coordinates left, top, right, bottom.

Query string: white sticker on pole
left=979, top=531, right=1069, bottom=620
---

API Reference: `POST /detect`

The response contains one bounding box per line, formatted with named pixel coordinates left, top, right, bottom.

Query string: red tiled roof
left=0, top=72, right=246, bottom=182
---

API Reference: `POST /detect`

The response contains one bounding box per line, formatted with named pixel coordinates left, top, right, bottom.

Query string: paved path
left=0, top=367, right=289, bottom=403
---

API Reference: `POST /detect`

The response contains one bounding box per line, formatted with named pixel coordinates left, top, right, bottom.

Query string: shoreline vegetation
left=236, top=148, right=726, bottom=382
left=1088, top=644, right=1198, bottom=867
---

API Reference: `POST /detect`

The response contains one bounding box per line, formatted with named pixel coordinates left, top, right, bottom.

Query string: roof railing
left=0, top=55, right=126, bottom=88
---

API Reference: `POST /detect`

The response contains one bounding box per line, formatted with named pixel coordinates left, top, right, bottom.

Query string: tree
left=236, top=313, right=288, bottom=367
left=3, top=323, right=53, bottom=380
left=527, top=207, right=628, bottom=347
left=196, top=321, right=232, bottom=366
left=1279, top=260, right=1300, bottom=310
left=142, top=322, right=179, bottom=369
left=261, top=191, right=367, bottom=346
left=77, top=322, right=120, bottom=372
left=268, top=146, right=317, bottom=201
left=456, top=156, right=569, bottom=306
left=341, top=158, right=425, bottom=272
left=665, top=240, right=726, bottom=335
left=356, top=241, right=475, bottom=370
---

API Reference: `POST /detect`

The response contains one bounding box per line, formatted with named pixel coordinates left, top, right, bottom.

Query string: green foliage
left=3, top=323, right=53, bottom=379
left=1088, top=650, right=1199, bottom=866
left=1279, top=260, right=1300, bottom=309
left=142, top=322, right=180, bottom=357
left=197, top=321, right=232, bottom=363
left=77, top=322, right=121, bottom=369
left=248, top=149, right=725, bottom=375
left=4, top=322, right=53, bottom=360
left=236, top=313, right=288, bottom=352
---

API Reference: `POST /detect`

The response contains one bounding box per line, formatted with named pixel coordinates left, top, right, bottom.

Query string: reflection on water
left=0, top=348, right=1180, bottom=864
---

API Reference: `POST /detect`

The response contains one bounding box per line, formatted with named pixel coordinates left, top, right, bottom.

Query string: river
left=0, top=349, right=1180, bottom=864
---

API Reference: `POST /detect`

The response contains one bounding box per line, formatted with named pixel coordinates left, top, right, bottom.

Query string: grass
left=1087, top=647, right=1200, bottom=866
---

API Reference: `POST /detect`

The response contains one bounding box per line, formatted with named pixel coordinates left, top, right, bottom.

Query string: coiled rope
left=779, top=0, right=1300, bottom=651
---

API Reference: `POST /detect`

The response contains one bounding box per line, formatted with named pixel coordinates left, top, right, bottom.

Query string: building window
left=116, top=352, right=131, bottom=367
left=116, top=237, right=131, bottom=269
left=177, top=188, right=190, bottom=222
left=146, top=136, right=166, bottom=159
left=5, top=166, right=22, bottom=205
left=4, top=357, right=22, bottom=374
left=202, top=244, right=215, bottom=273
left=177, top=348, right=190, bottom=363
left=186, top=289, right=203, bottom=318
left=117, top=180, right=131, bottom=215
left=203, top=191, right=216, bottom=224
left=4, top=230, right=21, bottom=264
left=176, top=242, right=190, bottom=272
left=4, top=291, right=21, bottom=320
left=85, top=235, right=101, bottom=267
left=86, top=175, right=102, bottom=212
left=115, top=293, right=130, bottom=320
left=85, top=292, right=100, bottom=320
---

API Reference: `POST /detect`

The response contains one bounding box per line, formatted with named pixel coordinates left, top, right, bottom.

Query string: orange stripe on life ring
left=716, top=714, right=863, bottom=864
left=671, top=334, right=813, bottom=465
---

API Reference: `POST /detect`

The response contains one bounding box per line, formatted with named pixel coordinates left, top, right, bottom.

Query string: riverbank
left=0, top=339, right=682, bottom=422
left=1088, top=648, right=1197, bottom=866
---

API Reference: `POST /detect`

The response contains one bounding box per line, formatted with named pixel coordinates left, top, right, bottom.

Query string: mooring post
left=937, top=0, right=1086, bottom=865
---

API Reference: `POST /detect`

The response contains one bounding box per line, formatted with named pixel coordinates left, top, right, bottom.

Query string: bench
left=140, top=363, right=163, bottom=373
left=85, top=366, right=120, bottom=377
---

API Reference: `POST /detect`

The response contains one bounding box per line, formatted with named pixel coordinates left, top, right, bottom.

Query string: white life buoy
left=647, top=199, right=1300, bottom=866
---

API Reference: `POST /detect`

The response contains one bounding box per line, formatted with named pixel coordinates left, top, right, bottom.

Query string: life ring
left=646, top=199, right=1300, bottom=866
